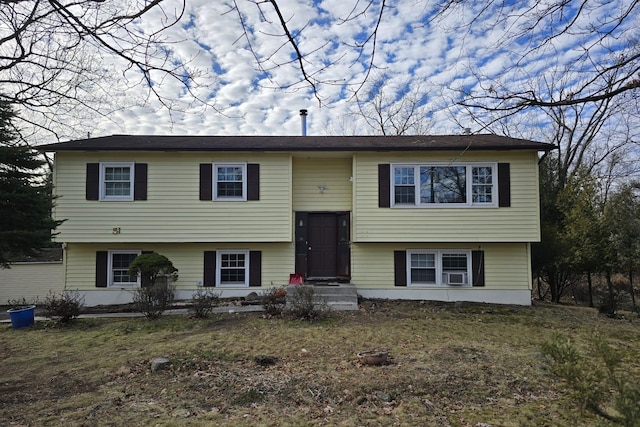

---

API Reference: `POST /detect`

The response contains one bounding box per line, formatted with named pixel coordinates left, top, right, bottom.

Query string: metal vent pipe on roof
left=300, top=109, right=308, bottom=136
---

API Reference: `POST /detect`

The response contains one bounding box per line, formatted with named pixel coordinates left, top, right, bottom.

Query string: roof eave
left=38, top=144, right=557, bottom=152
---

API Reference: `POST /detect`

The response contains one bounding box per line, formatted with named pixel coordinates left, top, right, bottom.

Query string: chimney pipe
left=299, top=109, right=308, bottom=136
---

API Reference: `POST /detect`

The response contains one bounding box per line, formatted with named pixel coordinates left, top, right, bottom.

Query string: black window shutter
left=249, top=251, right=262, bottom=287
left=498, top=163, right=511, bottom=207
left=472, top=250, right=485, bottom=287
left=203, top=251, right=216, bottom=286
left=247, top=163, right=260, bottom=201
left=96, top=251, right=108, bottom=287
left=394, top=250, right=407, bottom=286
left=134, top=163, right=148, bottom=201
left=86, top=163, right=100, bottom=200
left=200, top=164, right=213, bottom=201
left=378, top=164, right=391, bottom=208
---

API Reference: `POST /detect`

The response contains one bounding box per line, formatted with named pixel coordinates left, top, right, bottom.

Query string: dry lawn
left=1, top=300, right=638, bottom=426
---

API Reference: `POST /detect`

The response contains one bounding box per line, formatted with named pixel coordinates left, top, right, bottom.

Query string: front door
left=295, top=212, right=350, bottom=281
left=308, top=213, right=338, bottom=278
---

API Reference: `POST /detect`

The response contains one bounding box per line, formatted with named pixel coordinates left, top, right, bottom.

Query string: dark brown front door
left=295, top=212, right=350, bottom=281
left=308, top=213, right=338, bottom=278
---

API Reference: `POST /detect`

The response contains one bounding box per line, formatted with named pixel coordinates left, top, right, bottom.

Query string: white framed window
left=100, top=162, right=134, bottom=201
left=214, top=163, right=247, bottom=201
left=409, top=251, right=437, bottom=284
left=406, top=250, right=471, bottom=286
left=216, top=250, right=249, bottom=286
left=471, top=166, right=494, bottom=203
left=108, top=250, right=141, bottom=287
left=392, top=163, right=496, bottom=207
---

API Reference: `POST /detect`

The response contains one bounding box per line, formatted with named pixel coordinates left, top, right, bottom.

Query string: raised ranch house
left=38, top=135, right=554, bottom=306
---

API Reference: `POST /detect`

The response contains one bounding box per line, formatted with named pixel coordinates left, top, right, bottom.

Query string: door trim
left=294, top=211, right=351, bottom=282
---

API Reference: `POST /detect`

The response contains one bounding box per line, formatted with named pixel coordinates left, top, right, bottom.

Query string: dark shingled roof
left=38, top=134, right=556, bottom=152
left=9, top=247, right=63, bottom=263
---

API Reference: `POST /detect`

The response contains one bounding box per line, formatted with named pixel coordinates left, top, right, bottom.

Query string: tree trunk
left=587, top=270, right=594, bottom=308
left=629, top=269, right=637, bottom=313
left=549, top=270, right=560, bottom=303
left=605, top=269, right=616, bottom=316
left=536, top=275, right=543, bottom=300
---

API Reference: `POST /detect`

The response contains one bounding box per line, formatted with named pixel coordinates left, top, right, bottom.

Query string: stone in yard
left=151, top=357, right=171, bottom=372
left=375, top=391, right=392, bottom=402
left=245, top=292, right=260, bottom=302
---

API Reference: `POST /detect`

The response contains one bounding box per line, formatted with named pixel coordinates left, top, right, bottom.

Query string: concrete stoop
left=286, top=283, right=358, bottom=311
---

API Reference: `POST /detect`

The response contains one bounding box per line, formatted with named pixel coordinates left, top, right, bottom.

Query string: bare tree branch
left=351, top=72, right=434, bottom=135
left=0, top=0, right=216, bottom=142
left=434, top=0, right=640, bottom=110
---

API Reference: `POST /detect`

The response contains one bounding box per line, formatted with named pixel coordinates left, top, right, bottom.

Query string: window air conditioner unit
left=446, top=272, right=466, bottom=285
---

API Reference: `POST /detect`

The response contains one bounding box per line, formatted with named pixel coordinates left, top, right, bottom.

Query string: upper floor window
left=392, top=163, right=496, bottom=207
left=101, top=162, right=134, bottom=201
left=215, top=163, right=247, bottom=200
left=200, top=163, right=259, bottom=202
left=86, top=162, right=147, bottom=202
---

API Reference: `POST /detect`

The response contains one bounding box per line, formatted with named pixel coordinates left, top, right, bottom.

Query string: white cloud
left=4, top=0, right=637, bottom=144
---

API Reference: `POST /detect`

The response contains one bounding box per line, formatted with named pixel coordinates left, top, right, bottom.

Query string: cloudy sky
left=7, top=0, right=639, bottom=143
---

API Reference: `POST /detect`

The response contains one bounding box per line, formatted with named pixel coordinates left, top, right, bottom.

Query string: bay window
left=392, top=163, right=496, bottom=207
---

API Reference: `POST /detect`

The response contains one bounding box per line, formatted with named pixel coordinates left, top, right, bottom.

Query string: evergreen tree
left=0, top=101, right=62, bottom=267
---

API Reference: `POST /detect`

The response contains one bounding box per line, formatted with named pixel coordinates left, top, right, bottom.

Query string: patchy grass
left=1, top=301, right=638, bottom=426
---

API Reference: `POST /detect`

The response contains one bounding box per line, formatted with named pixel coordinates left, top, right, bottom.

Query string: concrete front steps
left=286, top=283, right=358, bottom=311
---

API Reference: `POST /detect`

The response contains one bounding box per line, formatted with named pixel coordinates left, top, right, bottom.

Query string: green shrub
left=188, top=288, right=220, bottom=318
left=261, top=287, right=287, bottom=317
left=541, top=334, right=640, bottom=425
left=128, top=252, right=178, bottom=287
left=42, top=290, right=84, bottom=324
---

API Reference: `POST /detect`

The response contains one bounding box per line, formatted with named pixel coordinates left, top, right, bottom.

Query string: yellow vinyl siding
left=63, top=242, right=529, bottom=292
left=352, top=151, right=541, bottom=242
left=0, top=262, right=64, bottom=302
left=52, top=152, right=292, bottom=243
left=63, top=243, right=295, bottom=291
left=350, top=242, right=531, bottom=290
left=292, top=157, right=352, bottom=211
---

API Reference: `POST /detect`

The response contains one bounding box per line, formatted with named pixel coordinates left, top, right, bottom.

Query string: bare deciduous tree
left=438, top=0, right=640, bottom=110
left=0, top=0, right=212, bottom=141
left=231, top=0, right=387, bottom=104
left=252, top=0, right=638, bottom=110
left=3, top=0, right=638, bottom=140
left=506, top=77, right=638, bottom=304
left=351, top=73, right=433, bottom=135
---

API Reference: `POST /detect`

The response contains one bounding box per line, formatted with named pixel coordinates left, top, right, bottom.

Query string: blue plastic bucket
left=7, top=305, right=36, bottom=329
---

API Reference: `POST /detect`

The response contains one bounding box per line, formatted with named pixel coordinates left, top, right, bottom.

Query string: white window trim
left=213, top=163, right=247, bottom=201
left=406, top=249, right=472, bottom=287
left=391, top=162, right=497, bottom=208
left=107, top=250, right=141, bottom=288
left=100, top=162, right=134, bottom=201
left=216, top=250, right=250, bottom=287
